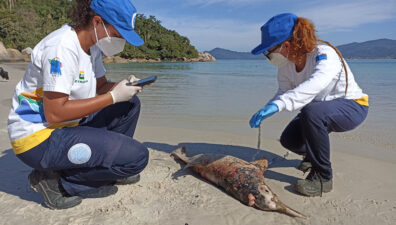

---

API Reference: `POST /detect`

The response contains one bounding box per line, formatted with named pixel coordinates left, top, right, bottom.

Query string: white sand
left=0, top=63, right=395, bottom=225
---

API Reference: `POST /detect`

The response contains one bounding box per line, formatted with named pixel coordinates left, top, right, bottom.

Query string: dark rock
left=0, top=67, right=9, bottom=80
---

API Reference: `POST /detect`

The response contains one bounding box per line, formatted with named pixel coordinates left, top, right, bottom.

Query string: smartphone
left=127, top=76, right=157, bottom=87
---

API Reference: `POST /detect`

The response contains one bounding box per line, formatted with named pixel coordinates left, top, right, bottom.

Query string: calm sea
left=105, top=60, right=396, bottom=150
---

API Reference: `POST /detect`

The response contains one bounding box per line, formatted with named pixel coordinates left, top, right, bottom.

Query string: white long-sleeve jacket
left=271, top=44, right=368, bottom=112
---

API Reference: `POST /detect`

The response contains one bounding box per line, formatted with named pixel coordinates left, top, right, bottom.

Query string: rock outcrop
left=0, top=41, right=25, bottom=62
left=22, top=47, right=33, bottom=55
left=21, top=47, right=33, bottom=62
left=103, top=52, right=216, bottom=63
left=0, top=42, right=9, bottom=62
left=0, top=41, right=217, bottom=64
left=187, top=52, right=216, bottom=62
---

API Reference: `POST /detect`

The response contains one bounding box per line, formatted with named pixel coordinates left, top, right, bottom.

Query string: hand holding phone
left=126, top=75, right=157, bottom=87
left=110, top=79, right=142, bottom=104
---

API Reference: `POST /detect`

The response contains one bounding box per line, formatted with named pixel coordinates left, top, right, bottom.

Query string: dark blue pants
left=280, top=98, right=368, bottom=180
left=17, top=96, right=149, bottom=196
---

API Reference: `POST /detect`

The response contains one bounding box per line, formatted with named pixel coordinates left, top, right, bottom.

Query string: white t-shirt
left=8, top=24, right=106, bottom=154
left=271, top=44, right=368, bottom=112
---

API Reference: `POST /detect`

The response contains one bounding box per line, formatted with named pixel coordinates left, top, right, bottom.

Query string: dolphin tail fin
left=171, top=146, right=190, bottom=164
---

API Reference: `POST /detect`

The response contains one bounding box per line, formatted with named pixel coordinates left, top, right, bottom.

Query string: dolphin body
left=171, top=147, right=307, bottom=219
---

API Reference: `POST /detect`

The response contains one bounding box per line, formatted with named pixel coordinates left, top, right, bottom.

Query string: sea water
left=105, top=59, right=396, bottom=151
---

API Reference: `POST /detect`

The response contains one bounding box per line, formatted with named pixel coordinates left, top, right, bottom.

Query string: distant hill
left=207, top=39, right=396, bottom=60
left=337, top=39, right=396, bottom=59
left=205, top=48, right=265, bottom=60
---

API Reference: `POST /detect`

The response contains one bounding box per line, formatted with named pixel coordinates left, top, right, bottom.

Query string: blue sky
left=132, top=0, right=396, bottom=52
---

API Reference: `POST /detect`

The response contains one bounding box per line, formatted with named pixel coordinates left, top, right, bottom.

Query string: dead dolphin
left=171, top=147, right=307, bottom=219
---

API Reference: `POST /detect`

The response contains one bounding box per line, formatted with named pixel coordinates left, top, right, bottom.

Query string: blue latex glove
left=249, top=102, right=279, bottom=128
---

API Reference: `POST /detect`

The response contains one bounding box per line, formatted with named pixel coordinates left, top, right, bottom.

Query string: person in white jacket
left=8, top=0, right=148, bottom=209
left=250, top=13, right=369, bottom=197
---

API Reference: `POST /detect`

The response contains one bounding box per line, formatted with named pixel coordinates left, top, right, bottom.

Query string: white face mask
left=267, top=45, right=289, bottom=68
left=94, top=21, right=126, bottom=57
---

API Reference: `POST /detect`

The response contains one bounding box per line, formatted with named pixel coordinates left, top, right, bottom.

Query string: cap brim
left=251, top=43, right=269, bottom=55
left=117, top=27, right=144, bottom=47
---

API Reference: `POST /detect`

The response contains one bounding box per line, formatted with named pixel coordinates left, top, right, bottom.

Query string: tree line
left=0, top=0, right=198, bottom=60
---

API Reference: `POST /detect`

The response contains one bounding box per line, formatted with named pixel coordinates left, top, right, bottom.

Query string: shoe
left=78, top=185, right=118, bottom=198
left=115, top=174, right=140, bottom=185
left=294, top=169, right=333, bottom=197
left=28, top=170, right=82, bottom=210
left=297, top=156, right=312, bottom=173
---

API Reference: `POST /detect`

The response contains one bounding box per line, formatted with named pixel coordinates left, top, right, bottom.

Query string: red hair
left=289, top=17, right=349, bottom=95
left=289, top=17, right=318, bottom=64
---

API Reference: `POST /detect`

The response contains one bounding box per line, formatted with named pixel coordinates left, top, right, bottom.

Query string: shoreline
left=2, top=58, right=395, bottom=65
left=103, top=57, right=216, bottom=63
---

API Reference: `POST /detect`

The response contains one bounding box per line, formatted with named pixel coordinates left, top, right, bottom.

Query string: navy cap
left=90, top=0, right=144, bottom=46
left=251, top=13, right=297, bottom=55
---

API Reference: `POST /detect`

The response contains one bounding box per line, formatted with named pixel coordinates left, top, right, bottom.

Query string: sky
left=131, top=0, right=396, bottom=52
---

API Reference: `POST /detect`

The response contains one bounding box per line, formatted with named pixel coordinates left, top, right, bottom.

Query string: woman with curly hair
left=8, top=0, right=148, bottom=209
left=249, top=13, right=369, bottom=197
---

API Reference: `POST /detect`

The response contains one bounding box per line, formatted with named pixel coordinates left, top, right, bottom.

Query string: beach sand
left=0, top=63, right=395, bottom=225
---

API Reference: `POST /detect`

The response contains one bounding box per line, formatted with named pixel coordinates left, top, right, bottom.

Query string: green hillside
left=0, top=0, right=198, bottom=60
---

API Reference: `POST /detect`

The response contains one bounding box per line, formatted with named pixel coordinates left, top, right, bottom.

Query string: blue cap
left=90, top=0, right=144, bottom=46
left=251, top=13, right=297, bottom=55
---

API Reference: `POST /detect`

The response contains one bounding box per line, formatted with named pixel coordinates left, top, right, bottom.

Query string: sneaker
left=297, top=156, right=312, bottom=173
left=115, top=174, right=140, bottom=185
left=78, top=185, right=118, bottom=198
left=28, top=170, right=82, bottom=209
left=294, top=170, right=333, bottom=197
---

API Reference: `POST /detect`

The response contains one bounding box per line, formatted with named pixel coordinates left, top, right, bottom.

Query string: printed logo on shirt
left=316, top=54, right=327, bottom=62
left=79, top=71, right=85, bottom=80
left=75, top=71, right=88, bottom=84
left=48, top=57, right=62, bottom=76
